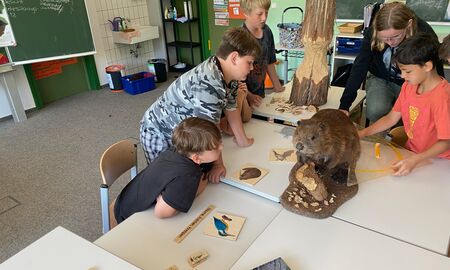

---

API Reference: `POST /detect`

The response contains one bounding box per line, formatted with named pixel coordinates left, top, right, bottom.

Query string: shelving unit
left=330, top=32, right=363, bottom=81
left=159, top=0, right=203, bottom=73
left=275, top=44, right=305, bottom=84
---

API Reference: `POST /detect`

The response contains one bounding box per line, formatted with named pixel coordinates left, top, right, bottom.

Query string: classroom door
left=200, top=0, right=244, bottom=56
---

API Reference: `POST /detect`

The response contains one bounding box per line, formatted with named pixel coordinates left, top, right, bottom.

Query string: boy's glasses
left=378, top=30, right=406, bottom=42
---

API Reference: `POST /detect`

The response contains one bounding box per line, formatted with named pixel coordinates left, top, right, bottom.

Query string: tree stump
left=289, top=0, right=336, bottom=106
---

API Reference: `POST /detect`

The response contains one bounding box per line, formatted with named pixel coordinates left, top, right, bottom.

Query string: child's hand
left=207, top=163, right=226, bottom=183
left=391, top=156, right=419, bottom=176
left=238, top=82, right=248, bottom=91
left=274, top=85, right=285, bottom=93
left=237, top=83, right=248, bottom=99
left=247, top=93, right=263, bottom=107
left=233, top=136, right=254, bottom=147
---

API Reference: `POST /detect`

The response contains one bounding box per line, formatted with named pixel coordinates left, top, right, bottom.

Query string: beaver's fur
left=293, top=109, right=361, bottom=185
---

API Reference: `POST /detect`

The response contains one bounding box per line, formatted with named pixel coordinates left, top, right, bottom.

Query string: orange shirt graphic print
left=407, top=105, right=419, bottom=139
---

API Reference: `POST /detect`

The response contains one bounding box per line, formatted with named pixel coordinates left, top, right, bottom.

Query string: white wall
left=147, top=0, right=166, bottom=60
left=0, top=0, right=165, bottom=119
left=93, top=0, right=158, bottom=82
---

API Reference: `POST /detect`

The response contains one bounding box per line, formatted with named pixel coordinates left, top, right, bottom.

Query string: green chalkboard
left=337, top=0, right=450, bottom=23
left=406, top=0, right=449, bottom=23
left=336, top=0, right=376, bottom=20
left=4, top=0, right=95, bottom=64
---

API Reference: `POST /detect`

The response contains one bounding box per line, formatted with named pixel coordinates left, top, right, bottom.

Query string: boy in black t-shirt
left=241, top=0, right=284, bottom=105
left=114, top=117, right=223, bottom=222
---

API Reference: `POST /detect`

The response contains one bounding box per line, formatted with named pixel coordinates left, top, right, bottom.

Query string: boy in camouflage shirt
left=140, top=27, right=261, bottom=183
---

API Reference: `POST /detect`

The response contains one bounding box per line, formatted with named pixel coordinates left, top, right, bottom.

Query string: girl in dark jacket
left=339, top=2, right=443, bottom=123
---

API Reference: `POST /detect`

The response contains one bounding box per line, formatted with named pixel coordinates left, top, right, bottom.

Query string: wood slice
left=280, top=162, right=358, bottom=219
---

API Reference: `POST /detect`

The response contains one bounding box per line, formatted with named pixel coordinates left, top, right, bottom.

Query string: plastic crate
left=336, top=37, right=362, bottom=54
left=121, top=72, right=155, bottom=95
left=336, top=45, right=361, bottom=54
left=337, top=37, right=362, bottom=47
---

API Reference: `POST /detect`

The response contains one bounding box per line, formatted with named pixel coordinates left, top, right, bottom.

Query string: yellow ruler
left=174, top=204, right=216, bottom=243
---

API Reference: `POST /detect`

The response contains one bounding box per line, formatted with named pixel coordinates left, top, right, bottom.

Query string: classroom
left=0, top=0, right=449, bottom=269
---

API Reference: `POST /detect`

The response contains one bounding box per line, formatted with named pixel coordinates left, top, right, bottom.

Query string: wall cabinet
left=159, top=0, right=203, bottom=72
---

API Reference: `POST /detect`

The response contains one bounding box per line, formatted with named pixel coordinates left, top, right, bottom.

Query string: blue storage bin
left=336, top=37, right=362, bottom=47
left=336, top=45, right=361, bottom=54
left=336, top=37, right=362, bottom=54
left=121, top=72, right=155, bottom=95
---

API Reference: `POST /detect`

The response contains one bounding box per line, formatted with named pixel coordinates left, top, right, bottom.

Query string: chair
left=388, top=126, right=408, bottom=148
left=99, top=139, right=138, bottom=234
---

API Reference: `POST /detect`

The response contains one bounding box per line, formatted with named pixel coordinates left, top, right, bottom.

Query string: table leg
left=1, top=72, right=27, bottom=123
left=283, top=50, right=288, bottom=84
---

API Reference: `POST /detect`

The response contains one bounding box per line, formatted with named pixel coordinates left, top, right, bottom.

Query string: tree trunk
left=289, top=0, right=336, bottom=106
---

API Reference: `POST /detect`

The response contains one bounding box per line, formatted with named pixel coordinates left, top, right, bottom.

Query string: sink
left=112, top=26, right=159, bottom=44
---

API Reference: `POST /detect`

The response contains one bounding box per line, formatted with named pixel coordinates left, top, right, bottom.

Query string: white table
left=221, top=119, right=296, bottom=202
left=253, top=82, right=365, bottom=124
left=222, top=118, right=450, bottom=255
left=95, top=183, right=282, bottom=270
left=231, top=210, right=450, bottom=270
left=0, top=226, right=140, bottom=270
left=333, top=158, right=450, bottom=256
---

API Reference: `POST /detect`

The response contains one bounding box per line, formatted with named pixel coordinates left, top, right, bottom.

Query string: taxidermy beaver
left=293, top=109, right=360, bottom=185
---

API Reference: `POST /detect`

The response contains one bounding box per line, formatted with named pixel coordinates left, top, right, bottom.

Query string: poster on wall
left=228, top=0, right=245, bottom=19
left=0, top=0, right=16, bottom=48
left=0, top=47, right=9, bottom=64
left=215, top=18, right=229, bottom=26
left=214, top=0, right=229, bottom=26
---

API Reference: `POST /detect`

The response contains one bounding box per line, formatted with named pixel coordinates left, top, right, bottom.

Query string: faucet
left=129, top=43, right=141, bottom=58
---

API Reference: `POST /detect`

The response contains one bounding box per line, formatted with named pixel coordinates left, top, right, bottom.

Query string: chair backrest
left=388, top=126, right=408, bottom=148
left=99, top=139, right=137, bottom=234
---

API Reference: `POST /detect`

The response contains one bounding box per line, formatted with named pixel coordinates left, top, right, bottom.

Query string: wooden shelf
left=334, top=53, right=357, bottom=60
left=163, top=18, right=199, bottom=23
left=167, top=41, right=201, bottom=48
left=168, top=63, right=194, bottom=73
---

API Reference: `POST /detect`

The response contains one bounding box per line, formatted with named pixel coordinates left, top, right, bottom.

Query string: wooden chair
left=99, top=140, right=137, bottom=234
left=388, top=126, right=408, bottom=148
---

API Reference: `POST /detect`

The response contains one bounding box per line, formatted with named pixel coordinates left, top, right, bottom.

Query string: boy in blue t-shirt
left=114, top=117, right=223, bottom=222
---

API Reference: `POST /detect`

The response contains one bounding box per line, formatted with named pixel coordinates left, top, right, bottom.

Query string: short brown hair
left=371, top=2, right=417, bottom=51
left=439, top=34, right=450, bottom=63
left=216, top=27, right=261, bottom=59
left=394, top=33, right=440, bottom=70
left=172, top=117, right=222, bottom=157
left=240, top=0, right=271, bottom=14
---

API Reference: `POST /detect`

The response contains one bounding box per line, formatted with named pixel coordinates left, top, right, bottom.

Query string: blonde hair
left=172, top=117, right=222, bottom=157
left=370, top=2, right=417, bottom=51
left=240, top=0, right=271, bottom=14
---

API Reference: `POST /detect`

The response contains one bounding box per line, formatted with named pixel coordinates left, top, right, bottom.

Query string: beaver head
left=293, top=120, right=330, bottom=156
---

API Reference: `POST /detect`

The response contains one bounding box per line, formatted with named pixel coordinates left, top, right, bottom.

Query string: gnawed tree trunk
left=289, top=0, right=336, bottom=106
